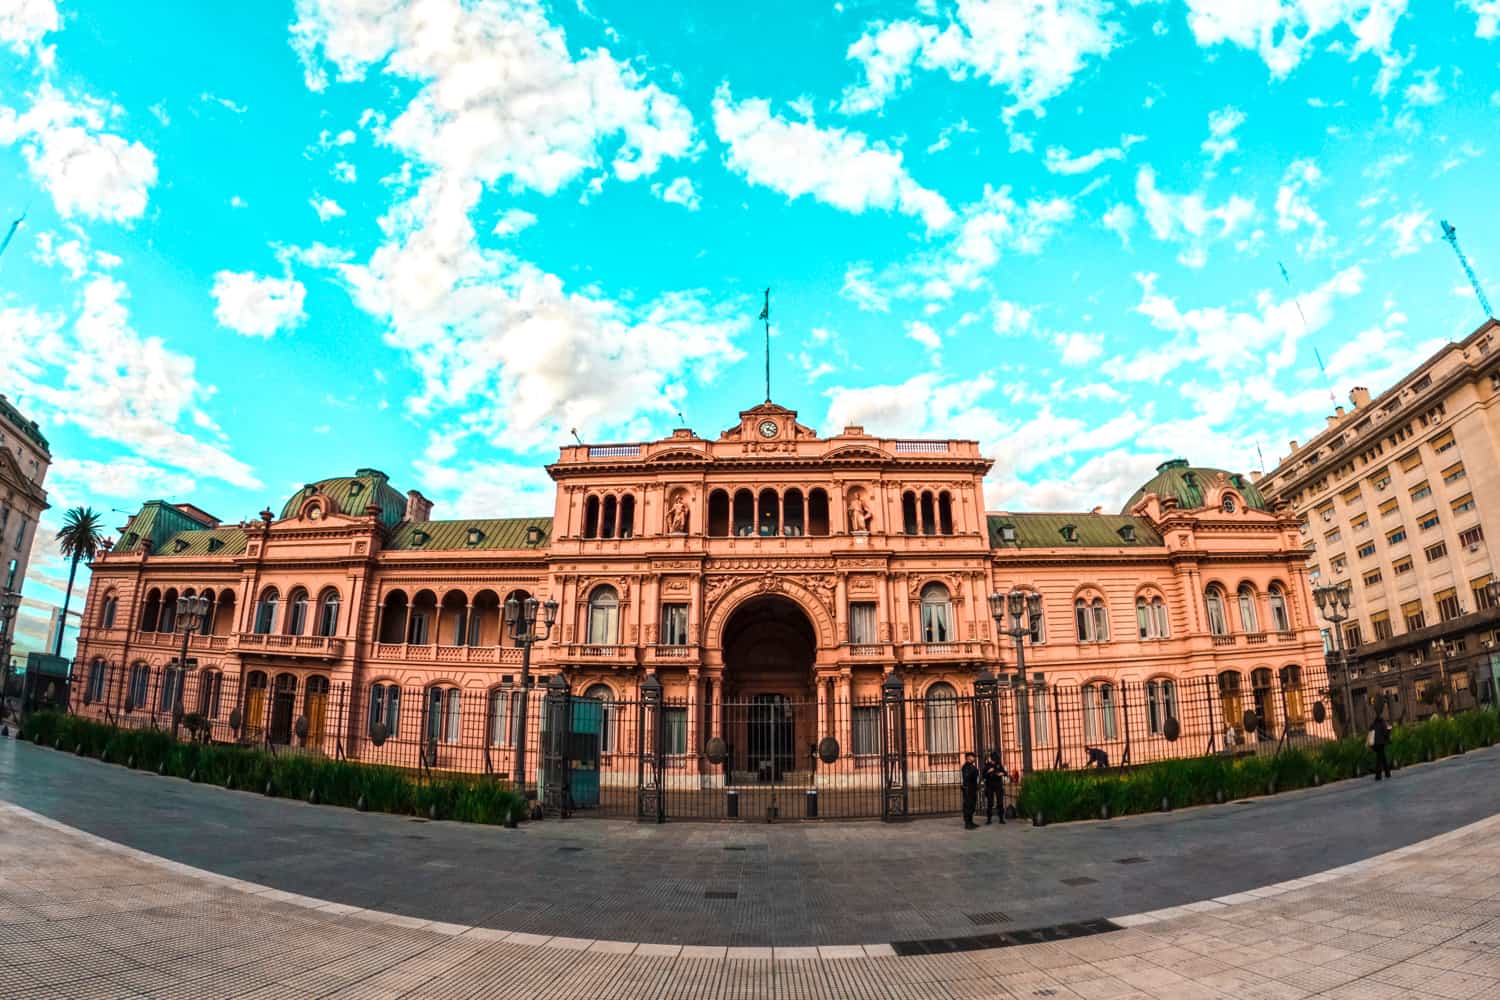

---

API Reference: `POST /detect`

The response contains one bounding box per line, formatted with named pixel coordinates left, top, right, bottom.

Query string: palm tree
left=54, top=507, right=105, bottom=656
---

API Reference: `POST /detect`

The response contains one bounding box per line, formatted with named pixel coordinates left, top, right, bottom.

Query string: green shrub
left=18, top=712, right=525, bottom=828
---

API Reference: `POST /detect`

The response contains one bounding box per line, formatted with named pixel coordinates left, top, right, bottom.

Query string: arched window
left=1251, top=667, right=1275, bottom=738
left=783, top=489, right=805, bottom=536
left=938, top=492, right=954, bottom=535
left=902, top=491, right=918, bottom=535
left=923, top=681, right=958, bottom=753
left=100, top=593, right=118, bottom=629
left=919, top=583, right=953, bottom=643
left=378, top=591, right=409, bottom=644
left=254, top=588, right=279, bottom=635
left=1218, top=671, right=1244, bottom=735
left=1136, top=596, right=1170, bottom=639
left=126, top=662, right=150, bottom=711
left=1205, top=586, right=1228, bottom=636
left=618, top=494, right=635, bottom=538
left=305, top=675, right=330, bottom=745
left=583, top=495, right=600, bottom=539
left=1152, top=597, right=1169, bottom=638
left=707, top=490, right=729, bottom=536
left=601, top=495, right=618, bottom=538
left=440, top=591, right=468, bottom=646
left=807, top=488, right=830, bottom=536
left=1222, top=494, right=1237, bottom=512
left=197, top=670, right=223, bottom=719
left=1280, top=665, right=1305, bottom=727
left=1076, top=597, right=1109, bottom=642
left=197, top=591, right=215, bottom=635
left=732, top=489, right=754, bottom=536
left=213, top=590, right=236, bottom=636
left=1237, top=584, right=1259, bottom=633
left=139, top=588, right=160, bottom=632
left=407, top=589, right=437, bottom=644
left=469, top=589, right=500, bottom=646
left=587, top=585, right=620, bottom=645
left=368, top=682, right=400, bottom=737
left=1145, top=678, right=1177, bottom=735
left=1136, top=597, right=1150, bottom=639
left=286, top=587, right=310, bottom=636
left=584, top=683, right=616, bottom=753
left=488, top=686, right=519, bottom=747
left=426, top=685, right=461, bottom=744
left=85, top=658, right=106, bottom=703
left=317, top=589, right=340, bottom=637
left=1268, top=585, right=1290, bottom=632
left=159, top=588, right=178, bottom=634
left=243, top=670, right=268, bottom=738
left=920, top=491, right=936, bottom=535
left=758, top=488, right=780, bottom=536
left=159, top=663, right=183, bottom=712
left=1083, top=682, right=1117, bottom=741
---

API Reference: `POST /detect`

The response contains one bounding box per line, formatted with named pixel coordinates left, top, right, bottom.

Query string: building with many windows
left=0, top=393, right=51, bottom=671
left=72, top=400, right=1326, bottom=805
left=1257, top=317, right=1500, bottom=728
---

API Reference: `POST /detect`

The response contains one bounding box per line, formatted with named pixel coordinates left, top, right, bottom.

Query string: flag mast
left=759, top=288, right=771, bottom=402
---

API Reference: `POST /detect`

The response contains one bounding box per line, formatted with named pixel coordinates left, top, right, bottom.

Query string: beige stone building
left=1257, top=317, right=1500, bottom=728
left=0, top=393, right=51, bottom=669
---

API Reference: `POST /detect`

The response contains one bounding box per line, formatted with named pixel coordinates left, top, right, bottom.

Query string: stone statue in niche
left=665, top=493, right=690, bottom=534
left=847, top=492, right=875, bottom=533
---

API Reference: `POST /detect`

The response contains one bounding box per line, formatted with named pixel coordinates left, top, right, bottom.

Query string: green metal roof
left=280, top=468, right=407, bottom=528
left=1122, top=458, right=1270, bottom=514
left=988, top=513, right=1163, bottom=549
left=0, top=394, right=49, bottom=454
left=117, top=501, right=220, bottom=555
left=150, top=527, right=249, bottom=559
left=386, top=517, right=552, bottom=552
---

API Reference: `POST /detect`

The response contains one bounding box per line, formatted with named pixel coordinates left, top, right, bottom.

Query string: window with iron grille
left=852, top=705, right=880, bottom=755
left=663, top=707, right=687, bottom=754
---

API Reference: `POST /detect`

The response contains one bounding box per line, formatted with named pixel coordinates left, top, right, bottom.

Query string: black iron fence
left=64, top=660, right=1338, bottom=821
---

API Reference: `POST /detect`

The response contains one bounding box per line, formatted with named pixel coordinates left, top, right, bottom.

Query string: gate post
left=542, top=674, right=572, bottom=818
left=972, top=668, right=1000, bottom=761
left=637, top=672, right=665, bottom=824
left=1011, top=672, right=1035, bottom=774
left=880, top=671, right=908, bottom=821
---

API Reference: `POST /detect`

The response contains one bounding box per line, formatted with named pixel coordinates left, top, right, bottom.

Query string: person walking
left=982, top=750, right=1006, bottom=824
left=1369, top=712, right=1393, bottom=781
left=961, top=751, right=980, bottom=829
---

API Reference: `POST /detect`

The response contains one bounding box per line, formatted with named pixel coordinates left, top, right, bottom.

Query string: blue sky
left=1, top=0, right=1498, bottom=655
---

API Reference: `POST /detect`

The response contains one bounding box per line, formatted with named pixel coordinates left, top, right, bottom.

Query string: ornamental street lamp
left=0, top=590, right=20, bottom=731
left=171, top=594, right=211, bottom=739
left=989, top=588, right=1044, bottom=774
left=504, top=594, right=559, bottom=789
left=1313, top=581, right=1355, bottom=734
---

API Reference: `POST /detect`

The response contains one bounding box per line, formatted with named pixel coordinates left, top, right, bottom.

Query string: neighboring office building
left=0, top=394, right=50, bottom=681
left=1257, top=317, right=1500, bottom=729
left=72, top=398, right=1328, bottom=811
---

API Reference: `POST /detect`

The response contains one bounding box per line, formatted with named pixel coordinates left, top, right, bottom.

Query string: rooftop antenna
left=758, top=287, right=771, bottom=403
left=1255, top=442, right=1265, bottom=471
left=0, top=208, right=26, bottom=266
left=569, top=428, right=583, bottom=447
left=1440, top=219, right=1494, bottom=320
left=1280, top=261, right=1337, bottom=409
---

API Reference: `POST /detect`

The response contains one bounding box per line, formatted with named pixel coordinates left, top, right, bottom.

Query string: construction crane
left=1441, top=219, right=1493, bottom=320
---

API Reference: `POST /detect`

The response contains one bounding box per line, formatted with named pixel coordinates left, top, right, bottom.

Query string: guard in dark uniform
left=961, top=751, right=980, bottom=829
left=982, top=750, right=1006, bottom=824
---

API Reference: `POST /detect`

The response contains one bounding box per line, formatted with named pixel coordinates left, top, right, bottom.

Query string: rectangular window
left=1371, top=612, right=1393, bottom=641
left=407, top=612, right=429, bottom=645
left=1436, top=588, right=1461, bottom=622
left=663, top=707, right=687, bottom=754
left=1030, top=686, right=1049, bottom=745
left=1419, top=511, right=1440, bottom=531
left=1357, top=542, right=1377, bottom=559
left=1379, top=497, right=1400, bottom=516
left=851, top=705, right=880, bottom=755
left=660, top=603, right=689, bottom=646
left=1398, top=450, right=1423, bottom=472
left=1432, top=430, right=1456, bottom=453
left=1452, top=493, right=1477, bottom=515
left=1330, top=554, right=1347, bottom=572
left=15, top=515, right=27, bottom=548
left=1474, top=575, right=1496, bottom=611
left=1316, top=503, right=1335, bottom=523
left=1324, top=528, right=1342, bottom=544
left=1340, top=485, right=1362, bottom=504
left=848, top=602, right=877, bottom=644
left=1350, top=513, right=1369, bottom=532
left=1344, top=623, right=1362, bottom=649
left=488, top=688, right=518, bottom=747
left=1394, top=557, right=1414, bottom=576
left=1368, top=467, right=1391, bottom=489
left=1459, top=525, right=1484, bottom=548
left=1363, top=569, right=1383, bottom=586
left=1442, top=462, right=1466, bottom=485
left=1386, top=527, right=1407, bottom=545
left=1403, top=599, right=1426, bottom=632
left=1410, top=481, right=1432, bottom=502
left=1426, top=542, right=1448, bottom=562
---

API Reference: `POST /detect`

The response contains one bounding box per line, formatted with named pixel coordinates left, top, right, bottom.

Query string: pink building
left=73, top=401, right=1330, bottom=817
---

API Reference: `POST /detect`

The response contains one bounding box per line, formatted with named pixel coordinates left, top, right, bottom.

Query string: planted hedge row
left=1017, top=707, right=1500, bottom=825
left=19, top=711, right=527, bottom=826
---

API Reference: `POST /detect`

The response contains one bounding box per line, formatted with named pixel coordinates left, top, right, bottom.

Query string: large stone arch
left=703, top=575, right=838, bottom=653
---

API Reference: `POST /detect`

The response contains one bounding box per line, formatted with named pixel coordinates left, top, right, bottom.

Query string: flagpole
left=760, top=287, right=771, bottom=402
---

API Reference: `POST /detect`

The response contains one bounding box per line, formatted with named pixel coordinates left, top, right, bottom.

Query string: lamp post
left=171, top=594, right=211, bottom=738
left=0, top=590, right=20, bottom=730
left=1313, top=581, right=1354, bottom=735
left=504, top=594, right=560, bottom=790
left=989, top=588, right=1043, bottom=774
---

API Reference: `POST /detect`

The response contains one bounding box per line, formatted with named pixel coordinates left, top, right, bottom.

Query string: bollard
left=726, top=790, right=738, bottom=819
left=805, top=790, right=818, bottom=819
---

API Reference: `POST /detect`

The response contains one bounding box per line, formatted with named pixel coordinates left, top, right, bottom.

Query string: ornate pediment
left=0, top=445, right=45, bottom=504
left=719, top=401, right=818, bottom=442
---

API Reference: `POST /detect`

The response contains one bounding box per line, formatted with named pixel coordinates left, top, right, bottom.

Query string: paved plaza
left=2, top=740, right=1500, bottom=997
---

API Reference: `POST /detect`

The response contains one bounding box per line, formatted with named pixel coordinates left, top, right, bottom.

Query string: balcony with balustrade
left=368, top=642, right=525, bottom=666
left=643, top=644, right=700, bottom=666
left=899, top=640, right=987, bottom=664
left=132, top=630, right=232, bottom=653
left=234, top=633, right=345, bottom=659
left=561, top=644, right=639, bottom=666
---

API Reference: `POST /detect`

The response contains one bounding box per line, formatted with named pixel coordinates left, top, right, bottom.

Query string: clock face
left=758, top=419, right=779, bottom=438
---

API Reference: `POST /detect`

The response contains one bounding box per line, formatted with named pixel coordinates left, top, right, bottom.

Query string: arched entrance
left=720, top=596, right=817, bottom=784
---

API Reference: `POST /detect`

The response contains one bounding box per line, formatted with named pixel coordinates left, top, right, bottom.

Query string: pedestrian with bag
left=961, top=751, right=980, bottom=829
left=1368, top=711, right=1393, bottom=781
left=981, top=750, right=1006, bottom=824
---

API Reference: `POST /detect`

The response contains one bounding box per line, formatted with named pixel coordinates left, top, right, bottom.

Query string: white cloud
left=211, top=271, right=308, bottom=338
left=332, top=160, right=357, bottom=183
left=492, top=208, right=537, bottom=237
left=1380, top=209, right=1432, bottom=257
left=1274, top=158, right=1330, bottom=256
left=925, top=185, right=1073, bottom=294
left=199, top=92, right=248, bottom=114
left=48, top=457, right=196, bottom=500
left=1102, top=202, right=1135, bottom=247
left=229, top=195, right=247, bottom=209
left=413, top=439, right=556, bottom=519
left=712, top=85, right=952, bottom=231
left=907, top=319, right=942, bottom=353
left=841, top=263, right=890, bottom=312
left=1042, top=133, right=1142, bottom=175
left=0, top=83, right=158, bottom=222
left=840, top=0, right=1121, bottom=122
left=292, top=0, right=695, bottom=195
left=656, top=175, right=700, bottom=211
left=1134, top=165, right=1254, bottom=267
left=991, top=299, right=1033, bottom=334
left=310, top=195, right=345, bottom=221
left=1402, top=67, right=1442, bottom=107
left=1181, top=0, right=1409, bottom=80
left=0, top=0, right=57, bottom=55
left=1201, top=106, right=1245, bottom=162
left=1053, top=331, right=1103, bottom=365
left=1464, top=1, right=1500, bottom=38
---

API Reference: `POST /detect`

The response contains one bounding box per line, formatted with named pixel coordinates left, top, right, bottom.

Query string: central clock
left=758, top=419, right=779, bottom=438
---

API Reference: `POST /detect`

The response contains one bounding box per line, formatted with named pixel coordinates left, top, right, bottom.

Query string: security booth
left=22, top=653, right=72, bottom=713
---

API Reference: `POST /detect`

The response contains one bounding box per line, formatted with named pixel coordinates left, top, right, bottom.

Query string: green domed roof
left=1123, top=459, right=1270, bottom=514
left=281, top=468, right=408, bottom=527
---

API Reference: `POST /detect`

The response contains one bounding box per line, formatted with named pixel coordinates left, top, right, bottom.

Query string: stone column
left=710, top=676, right=722, bottom=738
left=816, top=676, right=828, bottom=740
left=687, top=669, right=700, bottom=766
left=837, top=672, right=852, bottom=754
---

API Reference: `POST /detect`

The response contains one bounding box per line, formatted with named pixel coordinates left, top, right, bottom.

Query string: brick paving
left=3, top=799, right=1500, bottom=998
